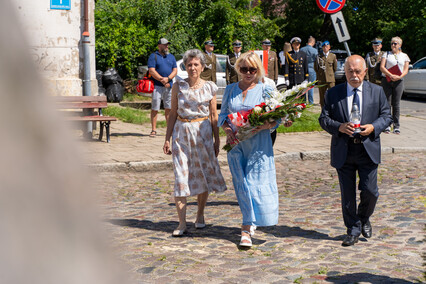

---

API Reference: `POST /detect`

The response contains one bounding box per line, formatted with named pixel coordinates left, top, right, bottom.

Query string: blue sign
left=316, top=0, right=345, bottom=14
left=50, top=0, right=71, bottom=10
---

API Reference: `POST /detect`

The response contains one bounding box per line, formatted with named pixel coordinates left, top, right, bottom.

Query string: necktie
left=353, top=88, right=360, bottom=109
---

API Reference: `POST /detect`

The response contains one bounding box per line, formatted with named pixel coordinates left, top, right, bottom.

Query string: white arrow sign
left=331, top=11, right=350, bottom=42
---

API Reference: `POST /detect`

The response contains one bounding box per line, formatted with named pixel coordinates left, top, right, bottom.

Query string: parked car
left=139, top=53, right=287, bottom=103
left=330, top=49, right=348, bottom=84
left=403, top=57, right=426, bottom=98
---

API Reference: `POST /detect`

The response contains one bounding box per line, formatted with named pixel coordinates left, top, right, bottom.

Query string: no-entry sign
left=316, top=0, right=345, bottom=14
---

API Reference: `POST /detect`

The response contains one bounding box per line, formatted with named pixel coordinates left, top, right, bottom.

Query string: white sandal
left=239, top=230, right=252, bottom=247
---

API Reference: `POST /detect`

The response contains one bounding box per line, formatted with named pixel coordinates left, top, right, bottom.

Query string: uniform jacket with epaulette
left=284, top=50, right=309, bottom=85
left=200, top=52, right=217, bottom=83
left=314, top=52, right=337, bottom=83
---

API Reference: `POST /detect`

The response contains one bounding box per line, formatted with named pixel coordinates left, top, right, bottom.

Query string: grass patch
left=277, top=108, right=323, bottom=133
left=103, top=105, right=166, bottom=127
left=122, top=93, right=151, bottom=102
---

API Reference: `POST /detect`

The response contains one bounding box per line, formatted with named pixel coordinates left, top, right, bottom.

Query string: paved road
left=98, top=152, right=425, bottom=283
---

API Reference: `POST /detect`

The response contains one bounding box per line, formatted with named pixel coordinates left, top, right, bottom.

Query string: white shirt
left=382, top=51, right=410, bottom=73
left=278, top=51, right=285, bottom=65
left=235, top=52, right=241, bottom=58
left=324, top=52, right=329, bottom=58
left=346, top=82, right=363, bottom=118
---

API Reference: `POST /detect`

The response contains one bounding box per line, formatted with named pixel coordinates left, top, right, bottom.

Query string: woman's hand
left=214, top=139, right=220, bottom=157
left=283, top=120, right=293, bottom=127
left=163, top=140, right=172, bottom=155
left=255, top=121, right=276, bottom=131
left=223, top=126, right=237, bottom=145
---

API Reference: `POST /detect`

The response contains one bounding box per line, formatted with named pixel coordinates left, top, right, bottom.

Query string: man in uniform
left=300, top=36, right=318, bottom=104
left=226, top=40, right=242, bottom=84
left=285, top=37, right=309, bottom=92
left=314, top=40, right=337, bottom=107
left=365, top=38, right=385, bottom=85
left=261, top=39, right=279, bottom=84
left=200, top=40, right=216, bottom=83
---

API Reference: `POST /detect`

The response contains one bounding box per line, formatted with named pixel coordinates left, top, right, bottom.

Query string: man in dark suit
left=319, top=55, right=392, bottom=246
left=226, top=40, right=242, bottom=84
left=285, top=37, right=309, bottom=100
left=200, top=40, right=217, bottom=83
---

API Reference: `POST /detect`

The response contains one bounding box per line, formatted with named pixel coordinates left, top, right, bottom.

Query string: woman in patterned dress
left=163, top=49, right=227, bottom=237
left=218, top=52, right=288, bottom=248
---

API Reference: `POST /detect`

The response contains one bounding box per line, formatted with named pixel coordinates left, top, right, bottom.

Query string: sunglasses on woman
left=391, top=42, right=399, bottom=46
left=240, top=67, right=258, bottom=74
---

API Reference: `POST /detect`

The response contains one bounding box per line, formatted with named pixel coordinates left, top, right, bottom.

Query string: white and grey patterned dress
left=171, top=77, right=227, bottom=197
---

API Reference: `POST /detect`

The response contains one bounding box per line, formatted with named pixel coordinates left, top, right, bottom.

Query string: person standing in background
left=148, top=38, right=177, bottom=138
left=200, top=40, right=217, bottom=83
left=314, top=41, right=337, bottom=107
left=284, top=37, right=309, bottom=92
left=226, top=40, right=242, bottom=85
left=380, top=36, right=410, bottom=135
left=365, top=38, right=385, bottom=85
left=278, top=42, right=292, bottom=75
left=300, top=36, right=318, bottom=104
left=261, top=39, right=279, bottom=85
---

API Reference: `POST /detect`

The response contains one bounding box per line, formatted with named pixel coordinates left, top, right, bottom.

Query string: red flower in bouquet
left=223, top=81, right=317, bottom=152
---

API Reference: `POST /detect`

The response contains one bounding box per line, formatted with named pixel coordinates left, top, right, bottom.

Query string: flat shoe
left=172, top=229, right=187, bottom=237
left=239, top=230, right=252, bottom=247
left=195, top=222, right=206, bottom=229
left=149, top=130, right=156, bottom=138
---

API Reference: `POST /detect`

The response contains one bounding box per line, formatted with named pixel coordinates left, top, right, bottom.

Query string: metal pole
left=343, top=41, right=352, bottom=57
left=82, top=0, right=92, bottom=137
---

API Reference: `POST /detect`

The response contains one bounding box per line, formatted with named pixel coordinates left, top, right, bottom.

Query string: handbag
left=136, top=71, right=154, bottom=93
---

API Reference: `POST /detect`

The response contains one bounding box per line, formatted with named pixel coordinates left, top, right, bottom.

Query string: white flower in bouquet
left=267, top=98, right=279, bottom=110
left=253, top=106, right=262, bottom=114
left=300, top=81, right=309, bottom=89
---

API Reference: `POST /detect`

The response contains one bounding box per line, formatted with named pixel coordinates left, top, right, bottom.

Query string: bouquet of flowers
left=223, top=81, right=317, bottom=152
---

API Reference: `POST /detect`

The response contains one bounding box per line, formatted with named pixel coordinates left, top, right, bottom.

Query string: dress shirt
left=346, top=82, right=363, bottom=118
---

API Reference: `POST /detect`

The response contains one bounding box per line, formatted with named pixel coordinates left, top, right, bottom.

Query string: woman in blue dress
left=218, top=51, right=281, bottom=247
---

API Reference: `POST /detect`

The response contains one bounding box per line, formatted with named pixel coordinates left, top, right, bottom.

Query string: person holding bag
left=380, top=36, right=410, bottom=134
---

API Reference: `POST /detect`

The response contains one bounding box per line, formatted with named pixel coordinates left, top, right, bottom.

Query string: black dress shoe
left=362, top=221, right=372, bottom=238
left=342, top=235, right=359, bottom=246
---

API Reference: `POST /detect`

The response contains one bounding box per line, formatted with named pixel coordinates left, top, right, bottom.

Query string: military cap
left=232, top=40, right=242, bottom=47
left=158, top=38, right=170, bottom=44
left=371, top=38, right=383, bottom=45
left=321, top=40, right=330, bottom=47
left=204, top=40, right=215, bottom=46
left=290, top=37, right=302, bottom=44
left=262, top=39, right=271, bottom=45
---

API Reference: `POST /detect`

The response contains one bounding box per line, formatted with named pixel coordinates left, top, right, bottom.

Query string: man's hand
left=164, top=83, right=171, bottom=88
left=339, top=122, right=355, bottom=136
left=360, top=124, right=374, bottom=136
left=160, top=77, right=169, bottom=85
left=285, top=80, right=290, bottom=86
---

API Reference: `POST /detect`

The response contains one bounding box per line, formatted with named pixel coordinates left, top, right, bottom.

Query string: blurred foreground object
left=0, top=1, right=127, bottom=283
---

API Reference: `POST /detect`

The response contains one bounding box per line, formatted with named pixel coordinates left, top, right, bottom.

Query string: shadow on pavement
left=107, top=219, right=267, bottom=246
left=325, top=272, right=416, bottom=283
left=167, top=201, right=239, bottom=207
left=259, top=225, right=338, bottom=241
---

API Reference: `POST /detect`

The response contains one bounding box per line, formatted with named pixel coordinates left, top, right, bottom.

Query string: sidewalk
left=81, top=113, right=426, bottom=170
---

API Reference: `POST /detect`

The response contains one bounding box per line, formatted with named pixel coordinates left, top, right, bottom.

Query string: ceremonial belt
left=177, top=116, right=208, bottom=123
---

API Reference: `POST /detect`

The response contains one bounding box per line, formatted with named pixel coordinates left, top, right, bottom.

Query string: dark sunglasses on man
left=240, top=67, right=258, bottom=74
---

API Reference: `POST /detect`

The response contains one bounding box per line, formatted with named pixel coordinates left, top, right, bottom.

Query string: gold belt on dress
left=177, top=116, right=208, bottom=123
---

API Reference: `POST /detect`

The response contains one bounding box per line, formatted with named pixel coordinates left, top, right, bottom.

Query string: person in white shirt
left=380, top=36, right=410, bottom=134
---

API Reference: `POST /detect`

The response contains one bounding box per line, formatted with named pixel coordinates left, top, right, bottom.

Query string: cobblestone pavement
left=98, top=153, right=425, bottom=283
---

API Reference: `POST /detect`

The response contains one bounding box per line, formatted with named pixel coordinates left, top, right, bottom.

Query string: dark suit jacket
left=285, top=50, right=309, bottom=86
left=319, top=81, right=392, bottom=169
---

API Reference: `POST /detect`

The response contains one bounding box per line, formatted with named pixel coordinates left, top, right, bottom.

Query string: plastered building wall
left=12, top=0, right=97, bottom=96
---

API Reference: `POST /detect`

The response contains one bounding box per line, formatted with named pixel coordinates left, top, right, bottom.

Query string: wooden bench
left=54, top=96, right=117, bottom=143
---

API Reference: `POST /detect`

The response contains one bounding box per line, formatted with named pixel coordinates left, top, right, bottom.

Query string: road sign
left=50, top=0, right=71, bottom=10
left=316, top=0, right=345, bottom=14
left=331, top=11, right=350, bottom=42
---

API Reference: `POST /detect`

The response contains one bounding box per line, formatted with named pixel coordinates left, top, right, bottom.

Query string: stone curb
left=89, top=147, right=426, bottom=172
